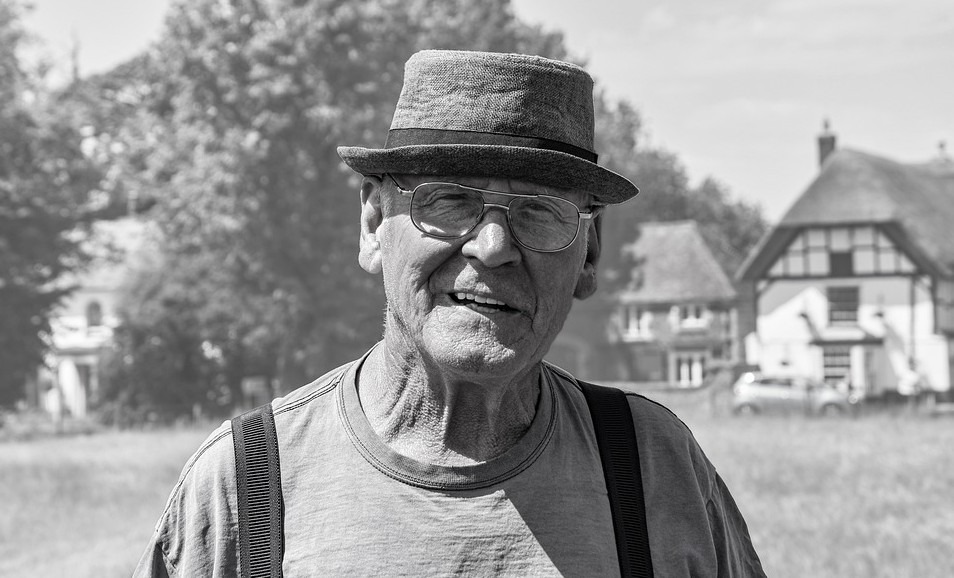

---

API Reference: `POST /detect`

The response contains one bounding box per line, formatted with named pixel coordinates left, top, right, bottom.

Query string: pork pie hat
left=337, top=50, right=639, bottom=204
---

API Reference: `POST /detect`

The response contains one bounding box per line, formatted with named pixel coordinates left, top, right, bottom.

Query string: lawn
left=0, top=426, right=212, bottom=577
left=658, top=393, right=954, bottom=578
left=2, top=407, right=952, bottom=577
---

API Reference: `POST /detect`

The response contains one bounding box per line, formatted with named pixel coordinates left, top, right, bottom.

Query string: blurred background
left=1, top=0, right=952, bottom=576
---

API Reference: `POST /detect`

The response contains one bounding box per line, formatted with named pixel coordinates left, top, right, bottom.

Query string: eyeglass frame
left=384, top=174, right=603, bottom=253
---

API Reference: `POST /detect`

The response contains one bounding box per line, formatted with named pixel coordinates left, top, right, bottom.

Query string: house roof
left=739, top=148, right=954, bottom=280
left=619, top=220, right=737, bottom=304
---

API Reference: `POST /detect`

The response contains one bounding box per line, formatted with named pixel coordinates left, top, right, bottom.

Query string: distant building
left=30, top=218, right=146, bottom=418
left=551, top=220, right=745, bottom=387
left=737, top=126, right=954, bottom=400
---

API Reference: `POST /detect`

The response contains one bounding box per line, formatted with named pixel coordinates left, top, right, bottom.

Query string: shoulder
left=148, top=360, right=352, bottom=574
left=160, top=360, right=353, bottom=511
left=147, top=420, right=237, bottom=575
left=533, top=364, right=766, bottom=575
left=271, top=361, right=349, bottom=417
left=624, top=392, right=700, bottom=450
left=164, top=361, right=351, bottom=504
left=545, top=363, right=716, bottom=494
left=545, top=363, right=699, bottom=447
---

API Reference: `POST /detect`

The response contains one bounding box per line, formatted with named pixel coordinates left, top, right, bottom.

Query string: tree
left=0, top=0, right=100, bottom=407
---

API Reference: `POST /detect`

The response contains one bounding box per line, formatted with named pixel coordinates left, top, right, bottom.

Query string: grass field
left=2, top=405, right=952, bottom=577
left=657, top=393, right=954, bottom=578
left=0, top=427, right=212, bottom=577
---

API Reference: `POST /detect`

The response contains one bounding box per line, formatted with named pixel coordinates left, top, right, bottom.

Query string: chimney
left=818, top=119, right=836, bottom=167
left=938, top=141, right=950, bottom=162
left=932, top=140, right=953, bottom=172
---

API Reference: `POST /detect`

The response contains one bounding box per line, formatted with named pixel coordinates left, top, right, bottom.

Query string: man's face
left=359, top=174, right=601, bottom=382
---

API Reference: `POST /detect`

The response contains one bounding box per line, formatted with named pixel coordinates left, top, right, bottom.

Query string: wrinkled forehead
left=393, top=174, right=596, bottom=205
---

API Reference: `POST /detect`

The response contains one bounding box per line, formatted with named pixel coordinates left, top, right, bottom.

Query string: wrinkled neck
left=356, top=342, right=541, bottom=466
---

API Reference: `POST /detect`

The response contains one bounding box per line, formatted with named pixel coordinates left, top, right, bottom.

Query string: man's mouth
left=450, top=292, right=518, bottom=313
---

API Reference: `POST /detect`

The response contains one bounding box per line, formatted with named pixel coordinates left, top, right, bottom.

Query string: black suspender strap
left=580, top=381, right=654, bottom=578
left=231, top=403, right=285, bottom=578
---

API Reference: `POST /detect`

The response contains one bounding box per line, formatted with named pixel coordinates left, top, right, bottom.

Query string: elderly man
left=136, top=50, right=764, bottom=577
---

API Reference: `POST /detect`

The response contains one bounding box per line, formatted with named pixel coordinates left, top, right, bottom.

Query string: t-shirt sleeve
left=625, top=393, right=766, bottom=577
left=133, top=424, right=241, bottom=577
left=707, top=472, right=767, bottom=577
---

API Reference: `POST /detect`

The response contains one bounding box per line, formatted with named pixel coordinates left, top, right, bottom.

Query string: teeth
left=455, top=292, right=508, bottom=307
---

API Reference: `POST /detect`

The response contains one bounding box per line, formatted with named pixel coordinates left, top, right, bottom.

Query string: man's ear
left=573, top=213, right=602, bottom=300
left=358, top=176, right=384, bottom=274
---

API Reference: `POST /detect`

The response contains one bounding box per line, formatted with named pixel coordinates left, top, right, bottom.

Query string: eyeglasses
left=386, top=175, right=601, bottom=253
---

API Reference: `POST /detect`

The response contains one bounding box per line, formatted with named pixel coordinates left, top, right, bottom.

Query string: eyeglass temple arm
left=582, top=205, right=606, bottom=219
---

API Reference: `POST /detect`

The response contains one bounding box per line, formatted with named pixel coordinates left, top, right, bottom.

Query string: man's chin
left=421, top=331, right=531, bottom=380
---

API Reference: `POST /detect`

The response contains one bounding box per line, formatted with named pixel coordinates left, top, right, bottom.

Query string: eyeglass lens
left=409, top=183, right=581, bottom=251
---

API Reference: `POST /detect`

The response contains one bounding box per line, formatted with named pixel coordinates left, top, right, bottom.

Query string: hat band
left=385, top=128, right=598, bottom=163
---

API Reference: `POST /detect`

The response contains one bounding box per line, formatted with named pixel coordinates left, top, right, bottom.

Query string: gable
left=740, top=148, right=954, bottom=280
left=763, top=224, right=919, bottom=279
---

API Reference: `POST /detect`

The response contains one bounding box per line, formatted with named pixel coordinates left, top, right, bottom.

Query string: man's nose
left=460, top=207, right=522, bottom=267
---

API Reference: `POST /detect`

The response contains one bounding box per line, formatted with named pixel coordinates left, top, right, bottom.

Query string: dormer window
left=679, top=304, right=708, bottom=329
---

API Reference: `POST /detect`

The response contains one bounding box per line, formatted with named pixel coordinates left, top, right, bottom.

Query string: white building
left=737, top=128, right=954, bottom=400
left=34, top=218, right=146, bottom=418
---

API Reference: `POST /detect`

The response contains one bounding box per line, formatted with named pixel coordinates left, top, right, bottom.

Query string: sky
left=21, top=0, right=954, bottom=221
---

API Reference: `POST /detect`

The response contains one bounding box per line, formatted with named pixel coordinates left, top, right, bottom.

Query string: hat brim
left=336, top=144, right=638, bottom=204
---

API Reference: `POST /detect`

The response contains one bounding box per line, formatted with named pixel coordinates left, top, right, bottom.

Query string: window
left=673, top=352, right=706, bottom=387
left=829, top=251, right=854, bottom=276
left=828, top=287, right=859, bottom=325
left=823, top=346, right=852, bottom=384
left=679, top=304, right=707, bottom=329
left=86, top=301, right=103, bottom=328
left=756, top=376, right=793, bottom=387
left=619, top=304, right=652, bottom=340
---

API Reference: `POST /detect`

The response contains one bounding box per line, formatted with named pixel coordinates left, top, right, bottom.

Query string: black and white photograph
left=1, top=1, right=952, bottom=576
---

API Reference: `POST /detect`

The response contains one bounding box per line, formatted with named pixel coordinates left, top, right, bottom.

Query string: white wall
left=750, top=276, right=950, bottom=390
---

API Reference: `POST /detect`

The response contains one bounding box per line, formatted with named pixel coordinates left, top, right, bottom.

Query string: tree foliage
left=0, top=0, right=100, bottom=407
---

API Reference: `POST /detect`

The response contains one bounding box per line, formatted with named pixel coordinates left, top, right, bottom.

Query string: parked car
left=731, top=372, right=861, bottom=416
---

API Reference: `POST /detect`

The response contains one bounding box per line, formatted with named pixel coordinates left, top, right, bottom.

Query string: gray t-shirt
left=135, top=353, right=764, bottom=577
